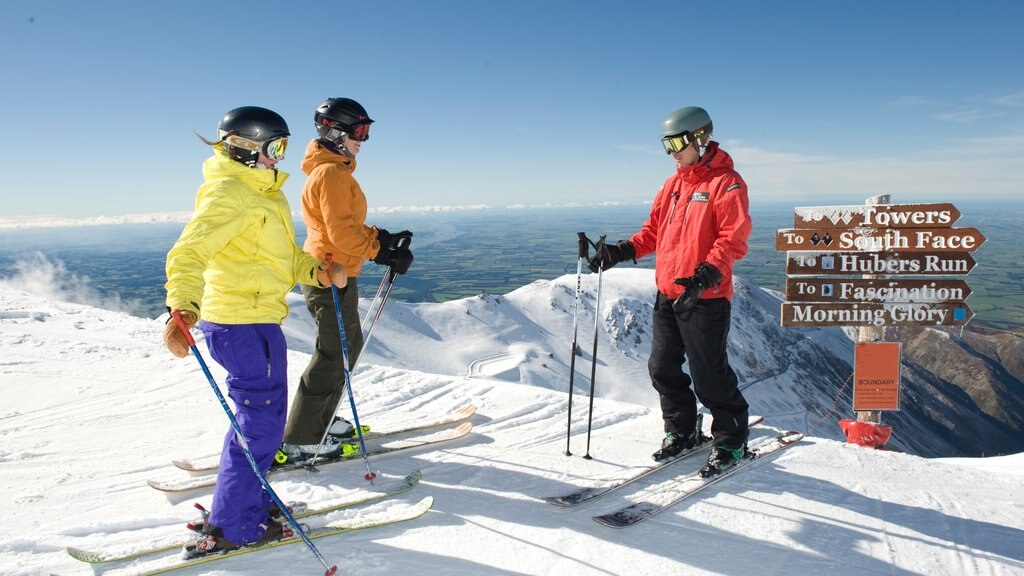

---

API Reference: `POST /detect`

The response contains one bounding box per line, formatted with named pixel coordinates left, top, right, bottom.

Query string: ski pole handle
left=576, top=232, right=589, bottom=260
left=171, top=310, right=196, bottom=348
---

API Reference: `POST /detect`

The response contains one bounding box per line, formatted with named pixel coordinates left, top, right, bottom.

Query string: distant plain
left=0, top=201, right=1019, bottom=330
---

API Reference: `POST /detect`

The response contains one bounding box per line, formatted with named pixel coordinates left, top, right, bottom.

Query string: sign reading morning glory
left=777, top=202, right=981, bottom=327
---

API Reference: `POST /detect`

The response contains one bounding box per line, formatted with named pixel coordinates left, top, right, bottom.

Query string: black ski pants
left=283, top=279, right=363, bottom=445
left=648, top=293, right=749, bottom=449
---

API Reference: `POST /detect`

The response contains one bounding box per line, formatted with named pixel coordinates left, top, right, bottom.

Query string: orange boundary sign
left=853, top=342, right=901, bottom=411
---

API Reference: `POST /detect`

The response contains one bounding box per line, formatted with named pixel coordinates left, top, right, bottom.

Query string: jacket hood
left=677, top=141, right=732, bottom=184
left=300, top=139, right=357, bottom=176
left=202, top=144, right=289, bottom=192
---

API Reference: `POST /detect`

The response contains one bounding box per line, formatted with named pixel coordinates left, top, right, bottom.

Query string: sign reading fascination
left=777, top=202, right=983, bottom=327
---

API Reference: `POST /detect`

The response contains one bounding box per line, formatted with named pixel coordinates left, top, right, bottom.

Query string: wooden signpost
left=779, top=201, right=982, bottom=328
left=785, top=252, right=976, bottom=276
left=777, top=195, right=983, bottom=435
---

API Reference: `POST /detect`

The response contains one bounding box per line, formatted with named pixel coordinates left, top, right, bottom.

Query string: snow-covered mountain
left=286, top=268, right=1022, bottom=457
left=2, top=272, right=1023, bottom=576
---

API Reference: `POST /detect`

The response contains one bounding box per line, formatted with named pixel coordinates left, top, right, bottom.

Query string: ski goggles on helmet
left=222, top=134, right=289, bottom=161
left=347, top=122, right=371, bottom=142
left=661, top=127, right=710, bottom=154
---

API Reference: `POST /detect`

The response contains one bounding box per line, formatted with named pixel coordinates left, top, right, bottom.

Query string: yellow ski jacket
left=165, top=145, right=322, bottom=324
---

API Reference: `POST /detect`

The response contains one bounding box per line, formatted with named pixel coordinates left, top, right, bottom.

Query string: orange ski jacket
left=299, top=140, right=384, bottom=277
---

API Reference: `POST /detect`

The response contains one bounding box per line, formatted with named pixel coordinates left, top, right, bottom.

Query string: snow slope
left=1, top=272, right=1023, bottom=576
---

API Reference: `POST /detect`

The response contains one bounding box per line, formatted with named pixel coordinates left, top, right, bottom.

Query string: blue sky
left=2, top=1, right=1023, bottom=219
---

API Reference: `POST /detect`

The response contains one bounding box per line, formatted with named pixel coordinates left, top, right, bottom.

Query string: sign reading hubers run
left=776, top=202, right=984, bottom=328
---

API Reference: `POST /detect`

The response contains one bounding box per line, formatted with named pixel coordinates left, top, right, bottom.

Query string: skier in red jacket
left=589, top=106, right=753, bottom=477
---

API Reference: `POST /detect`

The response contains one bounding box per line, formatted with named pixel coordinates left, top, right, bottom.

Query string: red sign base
left=838, top=419, right=892, bottom=449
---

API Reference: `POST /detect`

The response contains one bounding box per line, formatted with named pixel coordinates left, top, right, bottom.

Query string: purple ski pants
left=199, top=321, right=288, bottom=545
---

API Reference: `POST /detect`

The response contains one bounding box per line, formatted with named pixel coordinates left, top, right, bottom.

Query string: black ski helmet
left=216, top=106, right=290, bottom=167
left=314, top=98, right=374, bottom=147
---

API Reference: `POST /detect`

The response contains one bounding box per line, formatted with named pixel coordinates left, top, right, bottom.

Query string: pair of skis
left=148, top=405, right=476, bottom=493
left=545, top=425, right=803, bottom=527
left=67, top=474, right=431, bottom=575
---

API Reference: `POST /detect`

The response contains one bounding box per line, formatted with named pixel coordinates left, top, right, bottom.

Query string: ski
left=78, top=496, right=433, bottom=576
left=67, top=470, right=422, bottom=564
left=173, top=403, right=477, bottom=473
left=592, top=430, right=803, bottom=528
left=543, top=415, right=763, bottom=507
left=148, top=422, right=472, bottom=493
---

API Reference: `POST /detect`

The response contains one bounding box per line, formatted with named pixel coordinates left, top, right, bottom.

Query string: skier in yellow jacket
left=163, top=106, right=345, bottom=552
left=279, top=97, right=413, bottom=461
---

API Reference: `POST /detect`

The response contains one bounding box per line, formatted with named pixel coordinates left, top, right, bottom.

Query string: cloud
left=0, top=253, right=146, bottom=316
left=885, top=95, right=938, bottom=108
left=0, top=212, right=192, bottom=230
left=727, top=134, right=1024, bottom=201
left=990, top=90, right=1024, bottom=107
left=933, top=107, right=1008, bottom=123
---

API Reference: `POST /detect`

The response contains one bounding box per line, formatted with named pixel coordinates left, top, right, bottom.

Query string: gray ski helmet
left=661, top=106, right=713, bottom=138
left=315, top=98, right=374, bottom=144
left=216, top=106, right=290, bottom=166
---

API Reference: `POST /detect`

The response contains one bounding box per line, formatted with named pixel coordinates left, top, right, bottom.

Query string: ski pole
left=305, top=237, right=408, bottom=473
left=171, top=312, right=337, bottom=576
left=583, top=235, right=607, bottom=460
left=326, top=253, right=376, bottom=482
left=564, top=232, right=589, bottom=456
left=353, top=236, right=410, bottom=374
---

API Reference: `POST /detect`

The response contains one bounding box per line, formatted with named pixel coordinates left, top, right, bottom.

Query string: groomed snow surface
left=1, top=270, right=1022, bottom=575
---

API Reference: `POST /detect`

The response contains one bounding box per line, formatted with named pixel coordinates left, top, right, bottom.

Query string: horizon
left=3, top=2, right=1024, bottom=218
left=1, top=197, right=1020, bottom=231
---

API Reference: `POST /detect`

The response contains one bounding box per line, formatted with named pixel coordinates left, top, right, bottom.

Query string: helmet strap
left=696, top=135, right=709, bottom=159
left=319, top=126, right=355, bottom=158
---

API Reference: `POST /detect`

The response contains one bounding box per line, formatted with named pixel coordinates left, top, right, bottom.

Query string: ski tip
left=592, top=514, right=632, bottom=529
left=779, top=430, right=805, bottom=444
left=66, top=546, right=103, bottom=563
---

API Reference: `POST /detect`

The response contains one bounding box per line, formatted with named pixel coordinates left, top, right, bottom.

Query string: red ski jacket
left=629, top=142, right=752, bottom=301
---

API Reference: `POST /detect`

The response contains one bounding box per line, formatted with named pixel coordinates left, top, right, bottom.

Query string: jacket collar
left=203, top=145, right=289, bottom=193
left=301, top=139, right=357, bottom=176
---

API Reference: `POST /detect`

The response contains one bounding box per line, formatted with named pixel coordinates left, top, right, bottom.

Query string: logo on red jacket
left=692, top=192, right=710, bottom=203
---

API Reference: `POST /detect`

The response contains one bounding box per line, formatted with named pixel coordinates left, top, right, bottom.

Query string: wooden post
left=856, top=193, right=889, bottom=425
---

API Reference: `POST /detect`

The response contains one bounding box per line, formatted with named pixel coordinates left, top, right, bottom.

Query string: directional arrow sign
left=781, top=301, right=974, bottom=327
left=785, top=278, right=973, bottom=303
left=776, top=227, right=985, bottom=252
left=785, top=252, right=977, bottom=276
left=793, top=203, right=961, bottom=229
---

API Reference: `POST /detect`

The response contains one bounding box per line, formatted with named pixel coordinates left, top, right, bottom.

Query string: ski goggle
left=348, top=123, right=371, bottom=142
left=262, top=137, right=288, bottom=161
left=661, top=127, right=710, bottom=154
left=222, top=134, right=289, bottom=161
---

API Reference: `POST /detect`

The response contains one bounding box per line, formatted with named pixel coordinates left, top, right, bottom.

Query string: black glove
left=386, top=247, right=414, bottom=274
left=672, top=262, right=723, bottom=312
left=375, top=228, right=393, bottom=255
left=587, top=240, right=636, bottom=273
left=374, top=228, right=413, bottom=252
left=373, top=229, right=414, bottom=266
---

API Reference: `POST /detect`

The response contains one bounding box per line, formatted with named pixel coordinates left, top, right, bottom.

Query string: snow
left=1, top=270, right=1023, bottom=576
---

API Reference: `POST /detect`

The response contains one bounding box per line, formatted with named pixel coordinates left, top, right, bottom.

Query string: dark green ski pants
left=283, top=279, right=363, bottom=445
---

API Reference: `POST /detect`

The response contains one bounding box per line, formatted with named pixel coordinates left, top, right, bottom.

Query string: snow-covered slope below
left=2, top=282, right=1024, bottom=575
